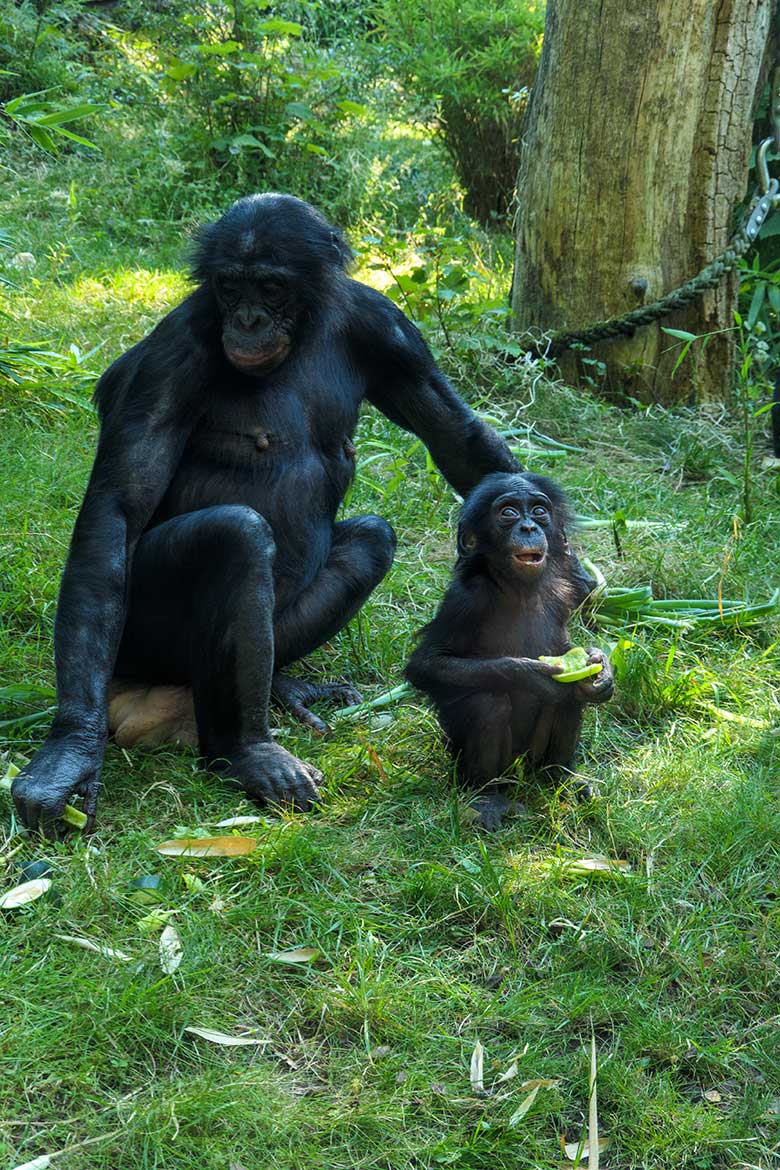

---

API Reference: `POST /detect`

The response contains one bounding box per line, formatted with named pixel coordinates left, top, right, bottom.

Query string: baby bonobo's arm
left=405, top=585, right=565, bottom=702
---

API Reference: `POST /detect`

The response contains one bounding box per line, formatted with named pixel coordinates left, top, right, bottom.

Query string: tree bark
left=511, top=0, right=779, bottom=404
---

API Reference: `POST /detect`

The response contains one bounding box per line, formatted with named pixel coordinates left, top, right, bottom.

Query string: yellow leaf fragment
left=156, top=836, right=257, bottom=857
left=509, top=1079, right=559, bottom=1125
left=184, top=1026, right=270, bottom=1047
left=0, top=878, right=51, bottom=909
left=565, top=857, right=631, bottom=875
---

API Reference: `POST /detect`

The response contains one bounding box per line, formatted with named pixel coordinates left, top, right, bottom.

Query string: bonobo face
left=459, top=473, right=564, bottom=584
left=216, top=266, right=298, bottom=374
left=488, top=487, right=552, bottom=579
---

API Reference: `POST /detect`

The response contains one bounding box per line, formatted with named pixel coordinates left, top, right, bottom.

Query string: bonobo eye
left=218, top=278, right=242, bottom=301
left=531, top=505, right=549, bottom=519
left=500, top=506, right=520, bottom=519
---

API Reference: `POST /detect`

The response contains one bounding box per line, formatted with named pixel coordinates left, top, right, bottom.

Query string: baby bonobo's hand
left=575, top=648, right=614, bottom=704
left=511, top=657, right=568, bottom=703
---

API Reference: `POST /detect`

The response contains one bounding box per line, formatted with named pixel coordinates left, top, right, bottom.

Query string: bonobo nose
left=236, top=305, right=269, bottom=330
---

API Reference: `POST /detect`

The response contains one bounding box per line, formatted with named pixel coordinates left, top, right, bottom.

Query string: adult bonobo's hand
left=575, top=649, right=614, bottom=705
left=12, top=736, right=101, bottom=835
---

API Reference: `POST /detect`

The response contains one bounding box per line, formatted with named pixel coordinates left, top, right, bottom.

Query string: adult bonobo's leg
left=116, top=505, right=321, bottom=808
left=438, top=693, right=520, bottom=831
left=271, top=514, right=396, bottom=732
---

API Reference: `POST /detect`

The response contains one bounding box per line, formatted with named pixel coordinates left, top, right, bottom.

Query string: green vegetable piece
left=128, top=874, right=164, bottom=906
left=61, top=803, right=88, bottom=829
left=539, top=647, right=604, bottom=683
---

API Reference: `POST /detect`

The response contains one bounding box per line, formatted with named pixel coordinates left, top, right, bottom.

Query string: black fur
left=12, top=193, right=519, bottom=833
left=406, top=473, right=614, bottom=830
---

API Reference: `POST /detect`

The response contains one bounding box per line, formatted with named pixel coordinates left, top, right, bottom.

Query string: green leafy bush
left=373, top=0, right=544, bottom=224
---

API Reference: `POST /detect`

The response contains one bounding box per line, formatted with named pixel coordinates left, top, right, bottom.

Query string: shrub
left=373, top=0, right=544, bottom=224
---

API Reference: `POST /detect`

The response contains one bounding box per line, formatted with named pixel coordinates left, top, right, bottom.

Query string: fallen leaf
left=184, top=1026, right=269, bottom=1047
left=215, top=815, right=266, bottom=828
left=588, top=1029, right=599, bottom=1170
left=138, top=907, right=178, bottom=934
left=268, top=946, right=320, bottom=964
left=562, top=1138, right=609, bottom=1161
left=11, top=1157, right=54, bottom=1170
left=156, top=836, right=258, bottom=857
left=565, top=857, right=631, bottom=875
left=160, top=924, right=183, bottom=974
left=509, top=1079, right=558, bottom=1125
left=703, top=1088, right=722, bottom=1103
left=55, top=934, right=132, bottom=961
left=0, top=878, right=51, bottom=910
left=369, top=1045, right=391, bottom=1061
left=470, top=1039, right=484, bottom=1094
left=496, top=1060, right=519, bottom=1083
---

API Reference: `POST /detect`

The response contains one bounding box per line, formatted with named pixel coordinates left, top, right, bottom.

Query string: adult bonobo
left=13, top=193, right=519, bottom=833
left=406, top=473, right=613, bottom=829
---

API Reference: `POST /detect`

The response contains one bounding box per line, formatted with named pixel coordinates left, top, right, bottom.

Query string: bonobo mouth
left=512, top=549, right=547, bottom=573
left=223, top=337, right=290, bottom=374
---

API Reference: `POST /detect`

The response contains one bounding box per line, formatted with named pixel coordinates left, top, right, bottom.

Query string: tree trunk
left=511, top=0, right=779, bottom=404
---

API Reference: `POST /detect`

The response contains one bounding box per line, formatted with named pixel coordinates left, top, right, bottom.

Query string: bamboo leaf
left=156, top=836, right=257, bottom=857
left=0, top=878, right=51, bottom=909
left=159, top=924, right=184, bottom=974
left=268, top=945, right=320, bottom=964
left=184, top=1026, right=269, bottom=1046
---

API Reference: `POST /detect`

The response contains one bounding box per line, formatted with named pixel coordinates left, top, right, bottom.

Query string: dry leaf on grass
left=184, top=1026, right=270, bottom=1047
left=0, top=878, right=51, bottom=910
left=470, top=1039, right=484, bottom=1094
left=156, top=836, right=257, bottom=857
left=562, top=1138, right=609, bottom=1161
left=11, top=1157, right=54, bottom=1170
left=565, top=857, right=631, bottom=875
left=509, top=1079, right=559, bottom=1125
left=268, top=946, right=320, bottom=964
left=159, top=924, right=183, bottom=974
left=215, top=816, right=266, bottom=828
left=55, top=934, right=132, bottom=962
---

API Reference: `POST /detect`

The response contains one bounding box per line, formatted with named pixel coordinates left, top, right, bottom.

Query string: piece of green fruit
left=538, top=647, right=603, bottom=683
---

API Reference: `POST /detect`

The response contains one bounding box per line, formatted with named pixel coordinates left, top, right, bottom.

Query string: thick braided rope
left=521, top=225, right=754, bottom=357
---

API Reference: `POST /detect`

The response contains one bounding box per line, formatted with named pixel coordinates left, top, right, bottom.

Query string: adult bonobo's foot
left=471, top=787, right=526, bottom=832
left=211, top=741, right=322, bottom=810
left=272, top=673, right=362, bottom=736
left=11, top=736, right=101, bottom=836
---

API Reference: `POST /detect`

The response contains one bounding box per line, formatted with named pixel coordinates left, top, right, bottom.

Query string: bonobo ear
left=329, top=228, right=354, bottom=271
left=457, top=524, right=479, bottom=557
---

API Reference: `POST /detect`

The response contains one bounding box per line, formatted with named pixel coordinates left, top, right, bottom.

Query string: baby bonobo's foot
left=211, top=741, right=322, bottom=810
left=471, top=788, right=526, bottom=832
left=272, top=673, right=362, bottom=736
left=108, top=681, right=198, bottom=748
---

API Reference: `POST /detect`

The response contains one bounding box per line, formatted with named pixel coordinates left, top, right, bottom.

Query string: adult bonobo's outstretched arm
left=12, top=308, right=207, bottom=832
left=352, top=285, right=520, bottom=494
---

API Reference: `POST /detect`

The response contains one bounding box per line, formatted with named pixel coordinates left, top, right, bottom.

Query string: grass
left=2, top=94, right=780, bottom=1170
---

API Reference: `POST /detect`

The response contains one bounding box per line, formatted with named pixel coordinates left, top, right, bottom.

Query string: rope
left=518, top=175, right=780, bottom=357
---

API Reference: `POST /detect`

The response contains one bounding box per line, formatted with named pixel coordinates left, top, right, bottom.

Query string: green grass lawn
left=2, top=149, right=780, bottom=1170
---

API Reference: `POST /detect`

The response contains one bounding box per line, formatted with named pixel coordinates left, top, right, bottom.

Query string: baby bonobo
left=405, top=472, right=614, bottom=829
